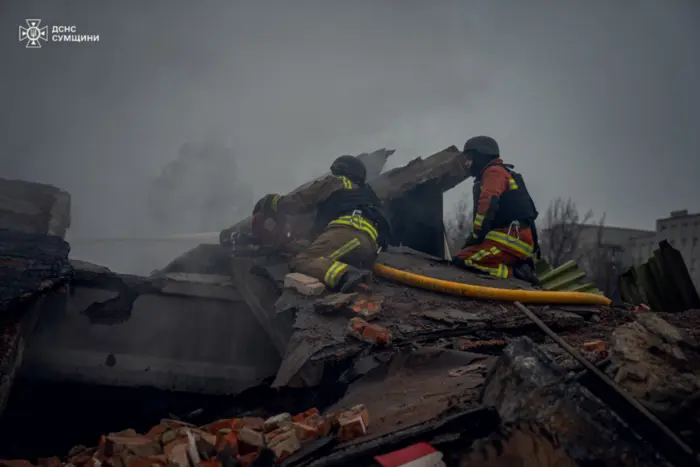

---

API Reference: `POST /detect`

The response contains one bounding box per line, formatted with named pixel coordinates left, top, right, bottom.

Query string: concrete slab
left=20, top=274, right=281, bottom=395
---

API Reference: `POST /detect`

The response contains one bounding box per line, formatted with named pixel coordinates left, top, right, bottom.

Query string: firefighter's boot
left=339, top=265, right=373, bottom=293
left=513, top=262, right=540, bottom=286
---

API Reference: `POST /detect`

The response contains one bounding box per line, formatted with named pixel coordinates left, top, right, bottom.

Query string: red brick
left=292, top=422, right=319, bottom=443
left=238, top=427, right=265, bottom=450
left=264, top=426, right=300, bottom=461
left=336, top=404, right=369, bottom=442
left=263, top=413, right=292, bottom=432
left=165, top=443, right=189, bottom=467
left=163, top=439, right=187, bottom=457
left=215, top=432, right=239, bottom=455
left=232, top=417, right=265, bottom=431
left=347, top=318, right=391, bottom=346
left=292, top=408, right=320, bottom=423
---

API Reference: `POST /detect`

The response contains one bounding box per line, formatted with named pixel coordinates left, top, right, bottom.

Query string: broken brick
left=263, top=413, right=292, bottom=432
left=238, top=427, right=265, bottom=449
left=292, top=422, right=319, bottom=443
left=164, top=439, right=188, bottom=457
left=104, top=435, right=161, bottom=458
left=264, top=426, right=301, bottom=461
left=351, top=296, right=383, bottom=321
left=284, top=272, right=325, bottom=296
left=215, top=432, right=239, bottom=455
left=347, top=317, right=392, bottom=346
left=232, top=417, right=265, bottom=431
left=582, top=340, right=607, bottom=353
left=166, top=443, right=189, bottom=467
left=160, top=429, right=181, bottom=446
left=336, top=404, right=369, bottom=441
left=200, top=419, right=235, bottom=435
left=292, top=408, right=320, bottom=423
left=305, top=413, right=332, bottom=437
left=144, top=424, right=169, bottom=440
left=314, top=293, right=357, bottom=314
left=160, top=419, right=196, bottom=429
left=196, top=436, right=217, bottom=460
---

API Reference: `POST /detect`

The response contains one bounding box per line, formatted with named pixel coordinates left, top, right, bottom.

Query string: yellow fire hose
left=373, top=263, right=612, bottom=306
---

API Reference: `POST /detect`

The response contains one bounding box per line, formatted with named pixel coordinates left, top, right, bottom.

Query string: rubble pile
left=0, top=406, right=371, bottom=467
left=2, top=160, right=700, bottom=466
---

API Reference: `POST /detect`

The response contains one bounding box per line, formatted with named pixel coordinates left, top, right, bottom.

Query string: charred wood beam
left=369, top=146, right=468, bottom=203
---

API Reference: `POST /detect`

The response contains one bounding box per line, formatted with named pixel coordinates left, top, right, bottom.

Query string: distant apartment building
left=626, top=210, right=700, bottom=289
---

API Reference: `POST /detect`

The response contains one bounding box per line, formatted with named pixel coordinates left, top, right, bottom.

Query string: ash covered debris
left=2, top=156, right=700, bottom=466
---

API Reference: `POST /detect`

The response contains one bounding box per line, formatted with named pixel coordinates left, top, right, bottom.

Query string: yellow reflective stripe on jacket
left=271, top=194, right=280, bottom=211
left=324, top=260, right=349, bottom=287
left=337, top=175, right=353, bottom=189
left=473, top=213, right=484, bottom=228
left=328, top=215, right=379, bottom=243
left=485, top=230, right=533, bottom=257
left=507, top=178, right=519, bottom=190
left=328, top=238, right=361, bottom=261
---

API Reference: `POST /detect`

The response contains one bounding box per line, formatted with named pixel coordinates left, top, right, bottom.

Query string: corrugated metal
left=535, top=259, right=603, bottom=295
left=619, top=240, right=700, bottom=313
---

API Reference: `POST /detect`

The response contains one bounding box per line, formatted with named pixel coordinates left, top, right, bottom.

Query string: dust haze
left=1, top=0, right=699, bottom=274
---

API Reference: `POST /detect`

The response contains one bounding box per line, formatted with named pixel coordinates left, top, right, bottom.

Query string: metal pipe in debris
left=512, top=300, right=697, bottom=465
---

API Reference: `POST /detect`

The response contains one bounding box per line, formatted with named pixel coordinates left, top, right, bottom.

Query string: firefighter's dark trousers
left=289, top=226, right=378, bottom=289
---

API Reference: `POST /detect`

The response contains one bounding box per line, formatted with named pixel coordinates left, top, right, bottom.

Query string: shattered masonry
left=1, top=146, right=700, bottom=466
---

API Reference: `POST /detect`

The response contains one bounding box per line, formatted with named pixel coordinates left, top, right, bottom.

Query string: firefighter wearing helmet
left=252, top=155, right=392, bottom=292
left=453, top=136, right=541, bottom=284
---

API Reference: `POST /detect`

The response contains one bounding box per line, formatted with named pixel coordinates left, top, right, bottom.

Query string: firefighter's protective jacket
left=469, top=158, right=538, bottom=242
left=255, top=175, right=391, bottom=247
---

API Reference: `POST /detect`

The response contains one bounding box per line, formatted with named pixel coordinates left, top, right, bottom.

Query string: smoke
left=2, top=0, right=699, bottom=274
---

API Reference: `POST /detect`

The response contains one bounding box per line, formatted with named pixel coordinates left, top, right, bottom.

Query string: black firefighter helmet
left=463, top=135, right=500, bottom=157
left=463, top=136, right=500, bottom=175
left=330, top=155, right=367, bottom=184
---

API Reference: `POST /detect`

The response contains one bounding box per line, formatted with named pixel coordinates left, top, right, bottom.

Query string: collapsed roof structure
left=1, top=148, right=699, bottom=466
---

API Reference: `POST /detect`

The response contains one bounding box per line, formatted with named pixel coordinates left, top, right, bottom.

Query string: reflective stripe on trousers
left=321, top=237, right=362, bottom=287
left=462, top=246, right=509, bottom=279
left=323, top=260, right=349, bottom=287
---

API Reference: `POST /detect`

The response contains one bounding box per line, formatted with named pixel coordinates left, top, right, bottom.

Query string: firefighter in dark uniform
left=253, top=155, right=392, bottom=292
left=453, top=136, right=541, bottom=284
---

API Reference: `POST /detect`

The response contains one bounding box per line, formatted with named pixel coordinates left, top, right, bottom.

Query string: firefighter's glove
left=253, top=194, right=280, bottom=217
left=462, top=234, right=482, bottom=248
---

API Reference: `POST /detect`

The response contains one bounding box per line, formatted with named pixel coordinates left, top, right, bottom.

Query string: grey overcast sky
left=2, top=0, right=699, bottom=239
